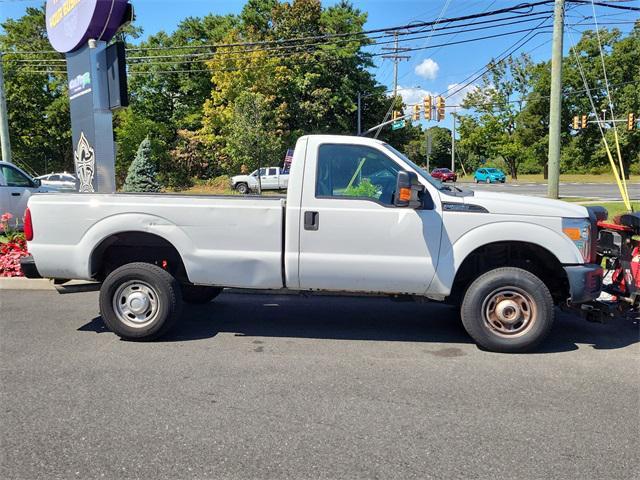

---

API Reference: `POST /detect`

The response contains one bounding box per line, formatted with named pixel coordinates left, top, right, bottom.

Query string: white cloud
left=415, top=58, right=440, bottom=80
left=397, top=86, right=433, bottom=107
left=445, top=83, right=479, bottom=110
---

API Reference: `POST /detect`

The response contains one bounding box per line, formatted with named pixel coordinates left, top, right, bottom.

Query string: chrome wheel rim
left=112, top=280, right=160, bottom=328
left=481, top=287, right=536, bottom=338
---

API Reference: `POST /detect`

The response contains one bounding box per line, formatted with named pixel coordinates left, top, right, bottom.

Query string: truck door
left=297, top=142, right=442, bottom=295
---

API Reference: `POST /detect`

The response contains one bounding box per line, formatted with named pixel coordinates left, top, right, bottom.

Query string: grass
left=459, top=173, right=639, bottom=184
left=579, top=201, right=639, bottom=218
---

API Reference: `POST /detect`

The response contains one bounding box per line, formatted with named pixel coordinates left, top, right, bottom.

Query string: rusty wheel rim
left=481, top=287, right=536, bottom=338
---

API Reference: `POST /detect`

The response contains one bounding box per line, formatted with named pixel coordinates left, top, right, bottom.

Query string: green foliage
left=0, top=6, right=71, bottom=175
left=122, top=138, right=161, bottom=193
left=343, top=179, right=379, bottom=198
left=225, top=91, right=284, bottom=174
left=459, top=24, right=639, bottom=178
left=2, top=6, right=638, bottom=183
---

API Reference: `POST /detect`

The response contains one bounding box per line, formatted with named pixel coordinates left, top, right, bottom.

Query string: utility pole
left=426, top=129, right=432, bottom=172
left=0, top=52, right=12, bottom=164
left=547, top=0, right=565, bottom=199
left=357, top=92, right=362, bottom=136
left=451, top=113, right=456, bottom=172
left=382, top=32, right=410, bottom=99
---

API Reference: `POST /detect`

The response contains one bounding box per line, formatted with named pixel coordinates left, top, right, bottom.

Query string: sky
left=1, top=0, right=637, bottom=131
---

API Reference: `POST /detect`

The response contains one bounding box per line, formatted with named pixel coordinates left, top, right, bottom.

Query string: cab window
left=1, top=165, right=32, bottom=187
left=316, top=144, right=400, bottom=206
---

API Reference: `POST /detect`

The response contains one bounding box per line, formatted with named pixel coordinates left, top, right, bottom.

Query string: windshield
left=382, top=143, right=444, bottom=189
left=486, top=168, right=499, bottom=173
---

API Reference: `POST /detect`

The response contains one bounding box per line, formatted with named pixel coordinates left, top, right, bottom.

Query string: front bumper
left=564, top=263, right=603, bottom=304
left=19, top=255, right=42, bottom=279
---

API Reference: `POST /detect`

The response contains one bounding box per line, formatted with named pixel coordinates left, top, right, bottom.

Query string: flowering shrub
left=0, top=213, right=28, bottom=277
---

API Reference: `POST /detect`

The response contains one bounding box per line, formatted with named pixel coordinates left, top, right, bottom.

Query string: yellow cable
left=611, top=126, right=631, bottom=209
left=601, top=134, right=632, bottom=212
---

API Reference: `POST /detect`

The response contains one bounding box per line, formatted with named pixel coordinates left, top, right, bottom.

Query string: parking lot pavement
left=458, top=181, right=640, bottom=201
left=1, top=290, right=638, bottom=480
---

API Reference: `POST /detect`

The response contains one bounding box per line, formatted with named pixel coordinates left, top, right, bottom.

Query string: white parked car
left=35, top=172, right=78, bottom=191
left=22, top=135, right=606, bottom=352
left=0, top=161, right=56, bottom=228
left=231, top=166, right=289, bottom=194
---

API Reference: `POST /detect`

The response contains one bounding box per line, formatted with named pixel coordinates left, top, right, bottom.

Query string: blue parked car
left=474, top=167, right=506, bottom=184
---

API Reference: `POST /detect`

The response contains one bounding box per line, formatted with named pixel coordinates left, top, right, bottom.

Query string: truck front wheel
left=99, top=262, right=183, bottom=341
left=235, top=183, right=249, bottom=194
left=460, top=267, right=554, bottom=353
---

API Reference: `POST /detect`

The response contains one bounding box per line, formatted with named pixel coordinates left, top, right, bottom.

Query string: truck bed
left=27, top=193, right=286, bottom=288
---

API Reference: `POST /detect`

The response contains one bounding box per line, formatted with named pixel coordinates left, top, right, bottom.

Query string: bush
left=122, top=137, right=161, bottom=193
left=0, top=213, right=28, bottom=277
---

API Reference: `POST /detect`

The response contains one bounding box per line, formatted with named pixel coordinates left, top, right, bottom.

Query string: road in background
left=458, top=181, right=639, bottom=201
left=1, top=290, right=638, bottom=479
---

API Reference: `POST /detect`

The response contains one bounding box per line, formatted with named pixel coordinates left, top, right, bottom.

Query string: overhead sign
left=46, top=0, right=130, bottom=53
left=391, top=120, right=406, bottom=131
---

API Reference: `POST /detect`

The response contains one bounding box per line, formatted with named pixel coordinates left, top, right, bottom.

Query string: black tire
left=236, top=183, right=249, bottom=194
left=460, top=267, right=554, bottom=353
left=99, top=262, right=183, bottom=341
left=182, top=285, right=223, bottom=304
left=485, top=177, right=491, bottom=184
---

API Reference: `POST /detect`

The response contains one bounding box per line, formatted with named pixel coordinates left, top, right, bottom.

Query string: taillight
left=24, top=208, right=33, bottom=241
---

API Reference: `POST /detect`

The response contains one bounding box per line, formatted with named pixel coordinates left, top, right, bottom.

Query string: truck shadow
left=82, top=292, right=639, bottom=353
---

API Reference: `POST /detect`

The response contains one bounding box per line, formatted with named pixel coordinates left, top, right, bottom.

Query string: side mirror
left=32, top=179, right=42, bottom=188
left=394, top=170, right=425, bottom=208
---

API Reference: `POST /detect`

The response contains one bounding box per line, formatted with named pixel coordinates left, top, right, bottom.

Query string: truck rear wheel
left=181, top=285, right=223, bottom=304
left=99, top=262, right=183, bottom=341
left=460, top=267, right=554, bottom=353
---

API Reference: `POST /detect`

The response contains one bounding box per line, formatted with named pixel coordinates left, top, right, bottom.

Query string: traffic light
left=424, top=95, right=432, bottom=121
left=392, top=110, right=402, bottom=121
left=628, top=113, right=636, bottom=131
left=413, top=104, right=420, bottom=121
left=436, top=96, right=445, bottom=121
left=581, top=114, right=588, bottom=129
left=572, top=116, right=579, bottom=130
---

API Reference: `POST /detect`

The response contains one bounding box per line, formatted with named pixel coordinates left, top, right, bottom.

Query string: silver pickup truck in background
left=230, top=166, right=289, bottom=194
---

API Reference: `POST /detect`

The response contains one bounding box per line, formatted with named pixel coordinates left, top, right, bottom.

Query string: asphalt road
left=1, top=290, right=638, bottom=480
left=458, top=181, right=640, bottom=201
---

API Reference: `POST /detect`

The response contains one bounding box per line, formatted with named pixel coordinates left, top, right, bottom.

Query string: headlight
left=562, top=218, right=592, bottom=262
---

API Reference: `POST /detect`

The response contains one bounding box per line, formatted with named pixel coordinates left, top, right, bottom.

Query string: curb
left=0, top=278, right=98, bottom=292
left=0, top=277, right=55, bottom=290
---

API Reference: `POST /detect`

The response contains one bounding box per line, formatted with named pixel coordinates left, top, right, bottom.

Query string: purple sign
left=46, top=0, right=129, bottom=53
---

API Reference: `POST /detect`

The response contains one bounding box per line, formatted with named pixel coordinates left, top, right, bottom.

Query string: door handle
left=304, top=211, right=319, bottom=231
left=11, top=192, right=21, bottom=197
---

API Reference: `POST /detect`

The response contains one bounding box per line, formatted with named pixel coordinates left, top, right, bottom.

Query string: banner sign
left=46, top=0, right=129, bottom=53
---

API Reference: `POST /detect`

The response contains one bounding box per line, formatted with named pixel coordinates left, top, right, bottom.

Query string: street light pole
left=0, top=52, right=12, bottom=164
left=357, top=92, right=362, bottom=136
left=547, top=0, right=565, bottom=199
left=451, top=113, right=456, bottom=172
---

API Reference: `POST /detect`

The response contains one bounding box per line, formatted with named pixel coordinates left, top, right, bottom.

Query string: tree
left=225, top=91, right=284, bottom=184
left=0, top=6, right=71, bottom=175
left=459, top=54, right=534, bottom=179
left=122, top=137, right=161, bottom=192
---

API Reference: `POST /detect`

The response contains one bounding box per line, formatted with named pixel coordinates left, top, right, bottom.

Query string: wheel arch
left=81, top=213, right=194, bottom=282
left=430, top=221, right=581, bottom=303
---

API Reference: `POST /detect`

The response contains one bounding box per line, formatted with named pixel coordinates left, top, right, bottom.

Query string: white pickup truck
left=21, top=135, right=605, bottom=352
left=230, top=166, right=289, bottom=194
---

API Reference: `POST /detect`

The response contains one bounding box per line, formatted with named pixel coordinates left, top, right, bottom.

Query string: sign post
left=46, top=0, right=131, bottom=193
